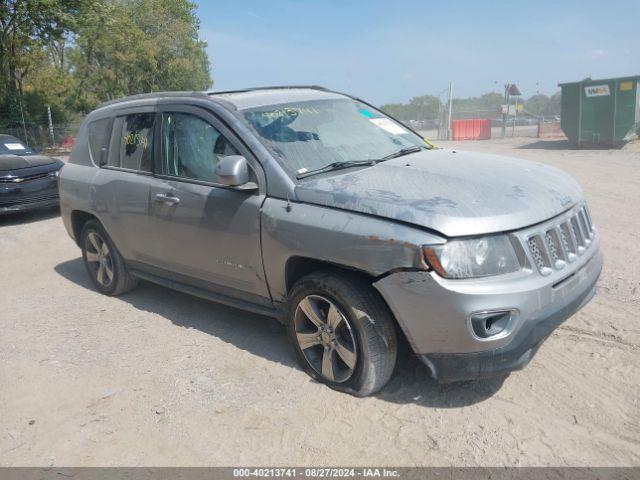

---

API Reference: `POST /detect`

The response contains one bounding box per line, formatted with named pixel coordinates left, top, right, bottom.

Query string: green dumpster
left=559, top=75, right=640, bottom=147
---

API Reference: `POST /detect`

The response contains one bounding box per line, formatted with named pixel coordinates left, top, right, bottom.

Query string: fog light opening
left=470, top=310, right=514, bottom=339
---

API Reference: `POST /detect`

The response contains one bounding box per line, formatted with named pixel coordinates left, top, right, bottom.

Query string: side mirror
left=216, top=155, right=257, bottom=190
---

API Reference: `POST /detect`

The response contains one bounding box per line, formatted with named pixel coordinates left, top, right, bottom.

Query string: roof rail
left=97, top=91, right=208, bottom=109
left=207, top=85, right=330, bottom=96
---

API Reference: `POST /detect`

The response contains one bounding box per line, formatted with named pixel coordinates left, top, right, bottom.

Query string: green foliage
left=69, top=0, right=211, bottom=112
left=452, top=92, right=503, bottom=117
left=524, top=92, right=561, bottom=117
left=381, top=95, right=440, bottom=121
left=0, top=0, right=82, bottom=126
left=0, top=0, right=212, bottom=133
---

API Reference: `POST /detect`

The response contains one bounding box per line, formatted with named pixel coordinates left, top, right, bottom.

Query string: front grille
left=526, top=204, right=595, bottom=275
left=0, top=193, right=58, bottom=207
left=0, top=172, right=52, bottom=183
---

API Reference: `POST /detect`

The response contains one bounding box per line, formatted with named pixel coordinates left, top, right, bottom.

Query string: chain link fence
left=410, top=105, right=542, bottom=141
left=3, top=123, right=79, bottom=151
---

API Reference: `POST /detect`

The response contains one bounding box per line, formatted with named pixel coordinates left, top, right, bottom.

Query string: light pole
left=447, top=81, right=453, bottom=140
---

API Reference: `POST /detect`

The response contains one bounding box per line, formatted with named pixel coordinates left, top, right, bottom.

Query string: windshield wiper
left=296, top=160, right=378, bottom=179
left=296, top=146, right=426, bottom=180
left=378, top=145, right=425, bottom=161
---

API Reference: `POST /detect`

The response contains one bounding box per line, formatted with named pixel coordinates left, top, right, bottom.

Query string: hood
left=294, top=149, right=583, bottom=237
left=0, top=154, right=59, bottom=172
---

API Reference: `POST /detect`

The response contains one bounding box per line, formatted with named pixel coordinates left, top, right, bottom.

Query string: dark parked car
left=0, top=134, right=63, bottom=214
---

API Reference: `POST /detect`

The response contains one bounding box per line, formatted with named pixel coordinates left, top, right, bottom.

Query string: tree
left=0, top=0, right=82, bottom=126
left=68, top=0, right=212, bottom=111
left=381, top=95, right=441, bottom=121
left=524, top=92, right=561, bottom=117
left=452, top=92, right=503, bottom=118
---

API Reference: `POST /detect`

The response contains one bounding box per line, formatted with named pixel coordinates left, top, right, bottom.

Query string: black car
left=0, top=134, right=63, bottom=214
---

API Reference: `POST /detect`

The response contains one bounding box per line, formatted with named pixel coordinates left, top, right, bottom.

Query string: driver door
left=146, top=105, right=270, bottom=306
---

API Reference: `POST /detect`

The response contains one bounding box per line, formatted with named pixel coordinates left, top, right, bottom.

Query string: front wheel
left=287, top=271, right=397, bottom=397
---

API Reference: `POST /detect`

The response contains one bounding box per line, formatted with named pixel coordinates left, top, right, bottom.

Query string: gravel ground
left=1, top=138, right=638, bottom=466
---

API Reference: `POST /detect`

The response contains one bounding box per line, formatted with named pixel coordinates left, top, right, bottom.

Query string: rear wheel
left=80, top=220, right=138, bottom=296
left=287, top=270, right=397, bottom=396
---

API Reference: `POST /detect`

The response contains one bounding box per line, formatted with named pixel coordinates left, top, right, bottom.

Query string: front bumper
left=373, top=237, right=602, bottom=382
left=419, top=268, right=598, bottom=382
left=0, top=175, right=59, bottom=214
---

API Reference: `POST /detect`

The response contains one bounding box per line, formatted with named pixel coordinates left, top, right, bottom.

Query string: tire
left=287, top=270, right=397, bottom=397
left=80, top=219, right=138, bottom=296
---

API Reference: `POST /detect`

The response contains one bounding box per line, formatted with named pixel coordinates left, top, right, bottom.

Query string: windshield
left=0, top=137, right=33, bottom=155
left=240, top=98, right=427, bottom=177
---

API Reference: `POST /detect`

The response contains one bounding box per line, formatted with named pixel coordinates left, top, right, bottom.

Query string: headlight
left=423, top=235, right=520, bottom=279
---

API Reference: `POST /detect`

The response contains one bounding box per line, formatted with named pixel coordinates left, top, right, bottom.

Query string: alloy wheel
left=294, top=294, right=357, bottom=383
left=85, top=231, right=114, bottom=288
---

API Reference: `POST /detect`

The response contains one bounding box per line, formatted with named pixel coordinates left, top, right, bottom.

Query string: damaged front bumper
left=373, top=237, right=602, bottom=382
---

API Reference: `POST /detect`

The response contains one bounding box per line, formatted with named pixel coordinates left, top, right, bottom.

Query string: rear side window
left=87, top=118, right=111, bottom=165
left=119, top=113, right=155, bottom=172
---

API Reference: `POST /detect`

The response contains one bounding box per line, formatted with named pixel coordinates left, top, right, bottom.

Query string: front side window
left=161, top=112, right=238, bottom=182
left=120, top=113, right=154, bottom=172
left=239, top=98, right=427, bottom=176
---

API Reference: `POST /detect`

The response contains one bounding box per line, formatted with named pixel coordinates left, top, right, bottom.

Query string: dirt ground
left=1, top=137, right=638, bottom=466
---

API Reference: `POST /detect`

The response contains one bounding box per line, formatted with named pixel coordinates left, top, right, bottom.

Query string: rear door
left=93, top=109, right=160, bottom=263
left=145, top=104, right=270, bottom=305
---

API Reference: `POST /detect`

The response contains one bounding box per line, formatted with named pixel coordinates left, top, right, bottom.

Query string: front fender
left=260, top=198, right=444, bottom=301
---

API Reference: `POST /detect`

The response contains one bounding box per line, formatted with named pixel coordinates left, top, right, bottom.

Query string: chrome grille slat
left=527, top=235, right=552, bottom=275
left=583, top=206, right=594, bottom=232
left=526, top=204, right=595, bottom=275
left=578, top=209, right=591, bottom=239
left=545, top=230, right=560, bottom=261
left=546, top=228, right=568, bottom=268
left=0, top=172, right=51, bottom=183
left=559, top=222, right=573, bottom=254
left=571, top=217, right=584, bottom=247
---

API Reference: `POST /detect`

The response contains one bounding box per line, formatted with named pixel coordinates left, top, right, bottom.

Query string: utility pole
left=512, top=97, right=518, bottom=137
left=447, top=81, right=453, bottom=140
left=47, top=105, right=55, bottom=147
left=501, top=83, right=510, bottom=139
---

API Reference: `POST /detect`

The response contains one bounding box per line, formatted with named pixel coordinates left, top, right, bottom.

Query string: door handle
left=154, top=193, right=180, bottom=205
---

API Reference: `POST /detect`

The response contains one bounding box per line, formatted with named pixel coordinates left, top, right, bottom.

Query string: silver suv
left=59, top=87, right=602, bottom=396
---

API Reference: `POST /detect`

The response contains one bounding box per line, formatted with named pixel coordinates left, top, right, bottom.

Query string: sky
left=196, top=0, right=638, bottom=106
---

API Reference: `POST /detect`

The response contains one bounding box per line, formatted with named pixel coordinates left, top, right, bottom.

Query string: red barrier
left=452, top=119, right=491, bottom=140
left=61, top=137, right=75, bottom=149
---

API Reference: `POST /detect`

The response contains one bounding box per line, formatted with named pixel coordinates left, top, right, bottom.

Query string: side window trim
left=157, top=109, right=242, bottom=187
left=87, top=117, right=113, bottom=166
left=100, top=112, right=158, bottom=175
left=104, top=116, right=124, bottom=168
left=155, top=104, right=265, bottom=190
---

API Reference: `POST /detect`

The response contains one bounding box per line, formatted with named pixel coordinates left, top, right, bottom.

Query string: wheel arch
left=70, top=210, right=100, bottom=246
left=284, top=256, right=376, bottom=294
left=284, top=256, right=412, bottom=350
